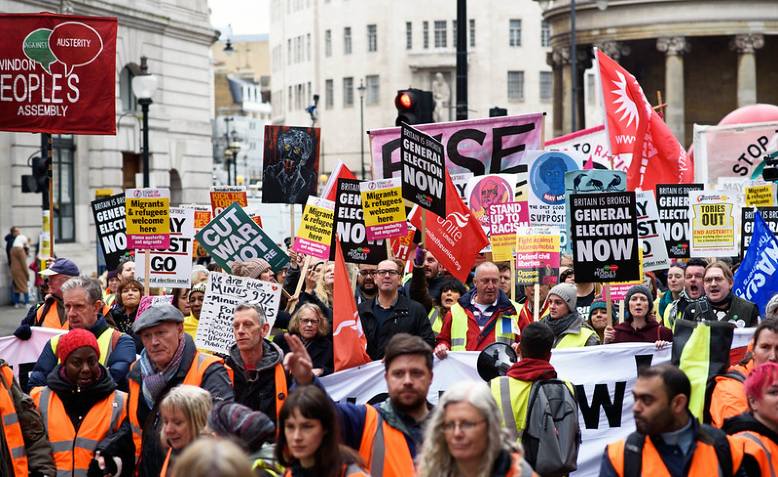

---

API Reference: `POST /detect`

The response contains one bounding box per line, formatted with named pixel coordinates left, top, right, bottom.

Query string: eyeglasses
left=358, top=270, right=377, bottom=276
left=704, top=276, right=726, bottom=284
left=375, top=270, right=400, bottom=276
left=442, top=420, right=486, bottom=433
left=300, top=319, right=319, bottom=325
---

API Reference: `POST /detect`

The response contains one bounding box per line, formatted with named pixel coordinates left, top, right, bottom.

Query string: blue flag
left=733, top=211, right=778, bottom=316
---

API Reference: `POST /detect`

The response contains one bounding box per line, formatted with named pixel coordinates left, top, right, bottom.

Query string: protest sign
left=745, top=182, right=776, bottom=206
left=656, top=183, right=705, bottom=258
left=134, top=208, right=195, bottom=287
left=693, top=121, right=778, bottom=184
left=196, top=272, right=282, bottom=354
left=527, top=151, right=582, bottom=250
left=570, top=192, right=640, bottom=282
left=734, top=212, right=778, bottom=316
left=292, top=196, right=335, bottom=260
left=136, top=295, right=173, bottom=318
left=330, top=178, right=388, bottom=264
left=360, top=178, right=407, bottom=240
left=185, top=204, right=212, bottom=259
left=451, top=172, right=474, bottom=205
left=515, top=225, right=561, bottom=285
left=688, top=190, right=738, bottom=257
left=0, top=13, right=117, bottom=134
left=489, top=202, right=528, bottom=262
left=635, top=191, right=670, bottom=272
left=210, top=186, right=247, bottom=216
left=465, top=174, right=517, bottom=232
left=400, top=123, right=446, bottom=217
left=390, top=226, right=416, bottom=262
left=741, top=207, right=778, bottom=252
left=545, top=124, right=624, bottom=171
left=125, top=188, right=170, bottom=250
left=196, top=202, right=289, bottom=273
left=262, top=125, right=321, bottom=204
left=0, top=327, right=64, bottom=389
left=564, top=169, right=626, bottom=253
left=369, top=113, right=544, bottom=179
left=91, top=193, right=126, bottom=270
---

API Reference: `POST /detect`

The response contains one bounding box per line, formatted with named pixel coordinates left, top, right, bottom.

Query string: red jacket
left=436, top=289, right=520, bottom=351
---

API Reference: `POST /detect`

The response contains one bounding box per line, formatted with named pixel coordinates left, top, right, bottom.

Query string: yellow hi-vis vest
left=556, top=327, right=595, bottom=349
left=428, top=308, right=443, bottom=334
left=50, top=328, right=116, bottom=366
left=449, top=303, right=516, bottom=351
left=491, top=375, right=575, bottom=441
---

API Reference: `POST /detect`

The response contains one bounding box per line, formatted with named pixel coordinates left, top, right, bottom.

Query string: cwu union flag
left=733, top=210, right=778, bottom=316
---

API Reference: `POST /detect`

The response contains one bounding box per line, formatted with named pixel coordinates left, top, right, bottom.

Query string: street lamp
left=131, top=56, right=158, bottom=187
left=357, top=79, right=367, bottom=179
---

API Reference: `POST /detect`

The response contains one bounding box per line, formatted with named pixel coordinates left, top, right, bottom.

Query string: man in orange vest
left=600, top=364, right=763, bottom=477
left=109, top=302, right=234, bottom=477
left=0, top=359, right=54, bottom=477
left=14, top=257, right=80, bottom=338
left=30, top=328, right=132, bottom=477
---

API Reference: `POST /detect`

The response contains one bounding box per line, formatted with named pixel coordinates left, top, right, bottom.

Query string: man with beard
left=664, top=258, right=708, bottom=328
left=404, top=248, right=448, bottom=303
left=356, top=264, right=378, bottom=305
left=682, top=261, right=759, bottom=328
left=600, top=364, right=761, bottom=477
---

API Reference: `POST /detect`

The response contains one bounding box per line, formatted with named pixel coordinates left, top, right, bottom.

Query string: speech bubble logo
left=23, top=28, right=57, bottom=74
left=49, top=21, right=103, bottom=76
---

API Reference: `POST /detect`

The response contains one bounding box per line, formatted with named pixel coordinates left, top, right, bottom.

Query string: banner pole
left=47, top=133, right=54, bottom=258
left=290, top=204, right=295, bottom=245
left=293, top=255, right=311, bottom=298
left=618, top=299, right=625, bottom=324
left=604, top=284, right=612, bottom=327
left=533, top=283, right=540, bottom=322
left=421, top=209, right=427, bottom=248
left=386, top=239, right=393, bottom=259
left=144, top=249, right=151, bottom=296
left=510, top=257, right=516, bottom=302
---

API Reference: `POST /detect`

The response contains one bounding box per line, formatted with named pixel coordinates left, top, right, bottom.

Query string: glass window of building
left=344, top=27, right=352, bottom=55
left=367, top=24, right=377, bottom=52
left=469, top=19, right=475, bottom=47
left=366, top=75, right=380, bottom=105
left=406, top=22, right=412, bottom=50
left=423, top=21, right=429, bottom=49
left=343, top=77, right=354, bottom=107
left=325, top=29, right=332, bottom=57
left=509, top=19, right=522, bottom=47
left=325, top=79, right=334, bottom=109
left=507, top=70, right=524, bottom=101
left=540, top=71, right=552, bottom=102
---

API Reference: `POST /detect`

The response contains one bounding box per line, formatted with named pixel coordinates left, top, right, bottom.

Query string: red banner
left=0, top=13, right=117, bottom=134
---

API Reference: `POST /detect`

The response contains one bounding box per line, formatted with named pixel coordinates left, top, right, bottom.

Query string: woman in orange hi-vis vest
left=276, top=386, right=370, bottom=477
left=159, top=385, right=213, bottom=477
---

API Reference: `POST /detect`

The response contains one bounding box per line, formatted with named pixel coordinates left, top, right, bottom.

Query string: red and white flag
left=332, top=238, right=371, bottom=371
left=595, top=49, right=693, bottom=191
left=409, top=172, right=488, bottom=283
left=322, top=161, right=357, bottom=201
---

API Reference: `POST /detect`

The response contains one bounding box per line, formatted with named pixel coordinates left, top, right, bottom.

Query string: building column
left=657, top=37, right=689, bottom=143
left=594, top=40, right=631, bottom=62
left=549, top=47, right=569, bottom=137
left=731, top=34, right=764, bottom=107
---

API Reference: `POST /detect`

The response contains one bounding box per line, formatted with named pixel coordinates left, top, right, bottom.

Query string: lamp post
left=131, top=56, right=158, bottom=188
left=357, top=79, right=366, bottom=179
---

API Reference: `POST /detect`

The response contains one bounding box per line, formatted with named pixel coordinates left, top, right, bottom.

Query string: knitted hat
left=190, top=281, right=207, bottom=295
left=230, top=258, right=272, bottom=280
left=624, top=285, right=654, bottom=319
left=766, top=293, right=778, bottom=320
left=548, top=283, right=577, bottom=312
left=208, top=402, right=276, bottom=453
left=106, top=269, right=119, bottom=281
left=57, top=329, right=100, bottom=363
left=590, top=298, right=607, bottom=314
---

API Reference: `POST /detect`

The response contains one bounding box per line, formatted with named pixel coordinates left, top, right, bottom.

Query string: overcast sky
left=209, top=0, right=270, bottom=38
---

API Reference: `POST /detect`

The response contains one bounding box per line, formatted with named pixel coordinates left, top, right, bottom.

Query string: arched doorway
left=169, top=169, right=183, bottom=206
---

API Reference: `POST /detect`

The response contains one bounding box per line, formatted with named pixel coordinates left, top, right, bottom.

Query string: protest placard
left=688, top=190, right=738, bottom=257
left=196, top=202, right=289, bottom=273
left=210, top=186, right=248, bottom=216
left=741, top=207, right=778, bottom=252
left=635, top=191, right=670, bottom=272
left=515, top=226, right=561, bottom=285
left=125, top=188, right=170, bottom=250
left=330, top=178, right=388, bottom=264
left=656, top=183, right=704, bottom=258
left=390, top=226, right=416, bottom=262
left=292, top=196, right=335, bottom=260
left=184, top=204, right=212, bottom=259
left=196, top=272, right=282, bottom=354
left=360, top=178, right=407, bottom=240
left=451, top=172, right=474, bottom=205
left=563, top=169, right=626, bottom=253
left=369, top=114, right=544, bottom=179
left=136, top=295, right=173, bottom=318
left=400, top=123, right=446, bottom=217
left=91, top=193, right=126, bottom=270
left=693, top=121, right=778, bottom=184
left=545, top=124, right=624, bottom=170
left=745, top=183, right=776, bottom=206
left=262, top=126, right=321, bottom=204
left=134, top=208, right=195, bottom=288
left=527, top=151, right=582, bottom=250
left=489, top=202, right=528, bottom=262
left=465, top=174, right=517, bottom=233
left=570, top=191, right=639, bottom=282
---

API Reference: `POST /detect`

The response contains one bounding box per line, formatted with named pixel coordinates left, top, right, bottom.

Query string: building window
left=509, top=19, right=522, bottom=47
left=306, top=33, right=311, bottom=61
left=325, top=79, right=334, bottom=109
left=423, top=21, right=429, bottom=49
left=367, top=24, right=377, bottom=52
left=287, top=39, right=291, bottom=64
left=541, top=20, right=550, bottom=47
left=469, top=19, right=475, bottom=47
left=365, top=75, right=380, bottom=105
left=344, top=27, right=352, bottom=55
left=507, top=71, right=524, bottom=101
left=343, top=77, right=354, bottom=107
left=540, top=71, right=552, bottom=102
left=452, top=20, right=457, bottom=48
left=288, top=86, right=292, bottom=110
left=434, top=20, right=447, bottom=48
left=53, top=135, right=75, bottom=243
left=325, top=30, right=332, bottom=57
left=406, top=22, right=412, bottom=50
left=119, top=65, right=137, bottom=112
left=587, top=73, right=596, bottom=106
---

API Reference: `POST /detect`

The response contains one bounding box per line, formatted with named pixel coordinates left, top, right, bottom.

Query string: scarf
left=544, top=312, right=579, bottom=338
left=709, top=291, right=734, bottom=310
left=506, top=358, right=557, bottom=381
left=138, top=338, right=185, bottom=408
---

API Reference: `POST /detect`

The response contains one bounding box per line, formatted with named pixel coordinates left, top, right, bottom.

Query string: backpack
left=521, top=379, right=581, bottom=477
left=702, top=369, right=746, bottom=424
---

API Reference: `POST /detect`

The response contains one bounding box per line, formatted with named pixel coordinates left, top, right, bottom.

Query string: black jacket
left=108, top=306, right=143, bottom=353
left=275, top=333, right=333, bottom=376
left=358, top=294, right=435, bottom=360
left=225, top=339, right=287, bottom=426
left=683, top=294, right=760, bottom=328
left=283, top=267, right=333, bottom=321
left=723, top=411, right=778, bottom=445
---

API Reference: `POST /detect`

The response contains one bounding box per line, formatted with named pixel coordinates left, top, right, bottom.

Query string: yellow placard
left=745, top=184, right=775, bottom=207
left=126, top=188, right=171, bottom=249
left=292, top=197, right=335, bottom=259
left=490, top=234, right=515, bottom=262
left=95, top=188, right=113, bottom=199
left=360, top=178, right=407, bottom=240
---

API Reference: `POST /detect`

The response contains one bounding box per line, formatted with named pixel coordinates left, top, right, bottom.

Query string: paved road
left=0, top=305, right=28, bottom=337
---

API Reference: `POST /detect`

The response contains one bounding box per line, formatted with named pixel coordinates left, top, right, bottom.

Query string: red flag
left=595, top=49, right=693, bottom=191
left=332, top=238, right=371, bottom=371
left=322, top=162, right=357, bottom=202
left=409, top=172, right=488, bottom=283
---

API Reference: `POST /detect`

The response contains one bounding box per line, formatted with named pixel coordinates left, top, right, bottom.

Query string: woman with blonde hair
left=159, top=385, right=213, bottom=476
left=416, top=381, right=536, bottom=477
left=171, top=437, right=255, bottom=477
left=274, top=303, right=333, bottom=376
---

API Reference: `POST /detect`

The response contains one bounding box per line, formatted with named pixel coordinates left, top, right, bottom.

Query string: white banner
left=135, top=207, right=195, bottom=288
left=635, top=191, right=670, bottom=271
left=0, top=327, right=65, bottom=390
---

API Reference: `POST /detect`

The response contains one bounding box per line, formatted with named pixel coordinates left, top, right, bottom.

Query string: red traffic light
left=395, top=91, right=414, bottom=110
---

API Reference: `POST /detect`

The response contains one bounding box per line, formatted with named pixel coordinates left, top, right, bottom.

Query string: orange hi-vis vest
left=128, top=351, right=235, bottom=465
left=0, top=365, right=28, bottom=476
left=36, top=301, right=68, bottom=330
left=735, top=431, right=777, bottom=477
left=31, top=386, right=127, bottom=476
left=283, top=463, right=369, bottom=477
left=606, top=431, right=745, bottom=477
left=358, top=405, right=415, bottom=477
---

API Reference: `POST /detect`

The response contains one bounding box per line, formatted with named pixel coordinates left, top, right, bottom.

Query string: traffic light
left=21, top=156, right=50, bottom=206
left=489, top=107, right=508, bottom=117
left=394, top=89, right=434, bottom=126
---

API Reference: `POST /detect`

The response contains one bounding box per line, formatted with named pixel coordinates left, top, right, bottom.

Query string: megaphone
left=477, top=342, right=518, bottom=382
